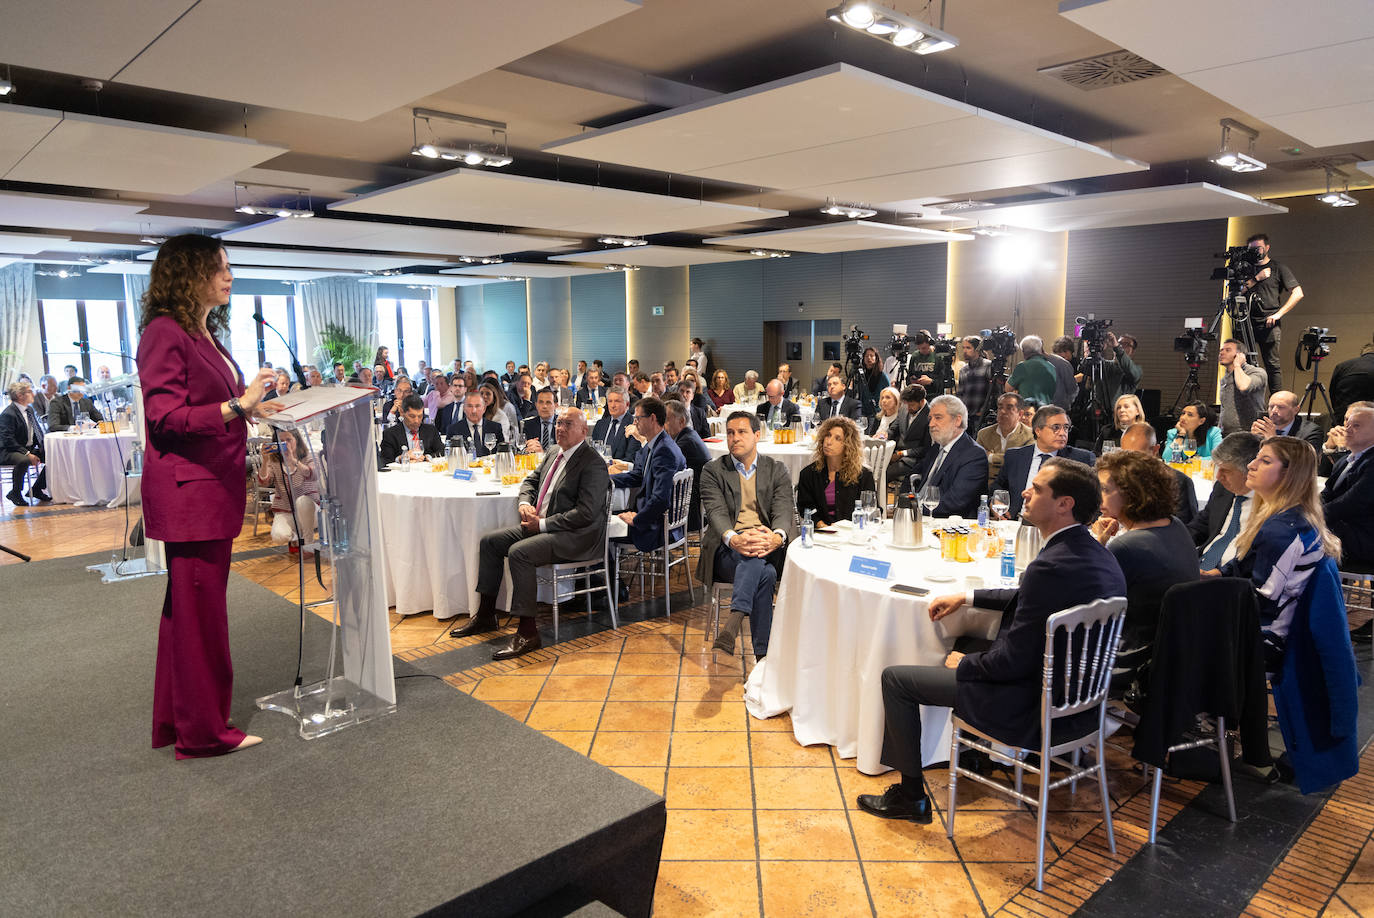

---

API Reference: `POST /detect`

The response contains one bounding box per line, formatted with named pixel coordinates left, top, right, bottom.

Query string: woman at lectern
left=138, top=235, right=278, bottom=759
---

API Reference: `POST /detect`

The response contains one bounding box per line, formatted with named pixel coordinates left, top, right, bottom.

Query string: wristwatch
left=228, top=397, right=248, bottom=420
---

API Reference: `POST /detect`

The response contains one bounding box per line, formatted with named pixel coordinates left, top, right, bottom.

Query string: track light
left=601, top=264, right=639, bottom=272
left=36, top=268, right=81, bottom=278
left=828, top=2, right=959, bottom=55
left=457, top=255, right=504, bottom=265
left=969, top=225, right=1011, bottom=237
left=820, top=200, right=878, bottom=219
left=409, top=144, right=512, bottom=167
left=234, top=204, right=315, bottom=218
left=1317, top=169, right=1358, bottom=207
left=1208, top=118, right=1266, bottom=173
left=597, top=236, right=648, bottom=247
left=139, top=235, right=167, bottom=245
left=0, top=80, right=14, bottom=96
left=749, top=249, right=791, bottom=258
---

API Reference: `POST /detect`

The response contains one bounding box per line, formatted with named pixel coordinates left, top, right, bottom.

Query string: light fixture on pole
left=233, top=182, right=315, bottom=218
left=827, top=2, right=959, bottom=55
left=411, top=108, right=514, bottom=168
left=1208, top=118, right=1266, bottom=173
left=820, top=199, right=878, bottom=219
left=1316, top=168, right=1358, bottom=207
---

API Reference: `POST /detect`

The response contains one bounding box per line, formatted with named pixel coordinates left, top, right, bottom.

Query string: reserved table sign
left=848, top=555, right=892, bottom=580
left=451, top=468, right=475, bottom=481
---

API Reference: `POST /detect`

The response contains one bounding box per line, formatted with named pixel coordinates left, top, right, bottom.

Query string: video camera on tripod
left=1173, top=322, right=1214, bottom=369
left=1073, top=316, right=1114, bottom=359
left=843, top=324, right=868, bottom=379
left=978, top=326, right=1017, bottom=362
left=1211, top=245, right=1262, bottom=286
left=1297, top=326, right=1336, bottom=367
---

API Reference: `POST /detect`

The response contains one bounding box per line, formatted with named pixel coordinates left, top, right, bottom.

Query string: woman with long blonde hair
left=1112, top=393, right=1145, bottom=437
left=795, top=416, right=874, bottom=526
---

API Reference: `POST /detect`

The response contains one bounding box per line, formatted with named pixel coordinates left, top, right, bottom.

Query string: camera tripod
left=1170, top=360, right=1206, bottom=416
left=975, top=356, right=1010, bottom=432
left=1208, top=291, right=1261, bottom=368
left=1295, top=342, right=1335, bottom=424
left=1072, top=350, right=1112, bottom=450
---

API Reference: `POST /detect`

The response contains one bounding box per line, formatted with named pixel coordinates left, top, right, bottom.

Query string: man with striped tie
left=522, top=389, right=559, bottom=452
left=1322, top=401, right=1374, bottom=573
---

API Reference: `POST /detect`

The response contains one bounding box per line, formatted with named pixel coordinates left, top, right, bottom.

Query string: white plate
left=885, top=540, right=927, bottom=551
left=925, top=573, right=957, bottom=582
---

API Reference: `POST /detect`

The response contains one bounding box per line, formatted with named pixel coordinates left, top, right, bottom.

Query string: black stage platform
left=0, top=554, right=663, bottom=917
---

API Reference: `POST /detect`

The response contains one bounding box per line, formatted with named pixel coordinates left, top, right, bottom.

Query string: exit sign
left=652, top=306, right=664, bottom=316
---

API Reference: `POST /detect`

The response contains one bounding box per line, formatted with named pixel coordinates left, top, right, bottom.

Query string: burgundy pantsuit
left=138, top=315, right=252, bottom=759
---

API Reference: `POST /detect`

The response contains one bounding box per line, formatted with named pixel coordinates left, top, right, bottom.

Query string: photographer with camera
left=955, top=336, right=991, bottom=426
left=1240, top=233, right=1303, bottom=393
left=909, top=330, right=954, bottom=396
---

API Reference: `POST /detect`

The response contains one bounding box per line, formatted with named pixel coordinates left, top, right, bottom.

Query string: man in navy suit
left=521, top=389, right=560, bottom=452
left=592, top=387, right=642, bottom=463
left=815, top=374, right=863, bottom=422
left=1322, top=401, right=1374, bottom=572
left=907, top=395, right=988, bottom=518
left=858, top=457, right=1126, bottom=824
left=755, top=379, right=799, bottom=428
left=445, top=391, right=505, bottom=456
left=665, top=397, right=710, bottom=532
left=576, top=368, right=608, bottom=409
left=611, top=396, right=686, bottom=552
left=993, top=405, right=1095, bottom=519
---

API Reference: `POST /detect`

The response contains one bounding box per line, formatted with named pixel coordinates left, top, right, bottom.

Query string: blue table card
left=451, top=468, right=475, bottom=481
left=849, top=555, right=892, bottom=580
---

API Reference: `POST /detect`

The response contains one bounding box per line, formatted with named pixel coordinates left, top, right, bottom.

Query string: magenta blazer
left=137, top=315, right=250, bottom=543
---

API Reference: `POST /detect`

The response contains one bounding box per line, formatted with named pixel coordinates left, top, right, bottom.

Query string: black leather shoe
left=449, top=614, right=499, bottom=638
left=712, top=630, right=736, bottom=654
left=493, top=633, right=542, bottom=660
left=857, top=784, right=932, bottom=824
left=6, top=489, right=27, bottom=506
left=1352, top=619, right=1373, bottom=638
left=28, top=488, right=51, bottom=502
left=957, top=749, right=993, bottom=776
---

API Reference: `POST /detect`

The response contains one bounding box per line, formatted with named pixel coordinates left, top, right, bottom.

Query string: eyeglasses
left=1046, top=424, right=1073, bottom=433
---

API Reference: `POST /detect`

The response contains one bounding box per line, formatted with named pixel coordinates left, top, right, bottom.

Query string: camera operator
left=955, top=336, right=991, bottom=426
left=1118, top=336, right=1141, bottom=394
left=1330, top=333, right=1374, bottom=423
left=909, top=330, right=952, bottom=395
left=1218, top=337, right=1268, bottom=435
left=1094, top=331, right=1142, bottom=407
left=856, top=347, right=890, bottom=417
left=1240, top=233, right=1303, bottom=393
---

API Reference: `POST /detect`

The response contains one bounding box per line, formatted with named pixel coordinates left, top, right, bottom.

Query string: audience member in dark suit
left=1321, top=402, right=1374, bottom=572
left=379, top=394, right=444, bottom=466
left=45, top=377, right=104, bottom=431
left=1186, top=434, right=1261, bottom=572
left=611, top=397, right=686, bottom=552
left=815, top=374, right=863, bottom=422
left=508, top=373, right=537, bottom=422
left=575, top=369, right=607, bottom=409
left=795, top=416, right=876, bottom=526
left=1330, top=344, right=1374, bottom=423
left=755, top=379, right=799, bottom=428
left=446, top=391, right=505, bottom=456
left=908, top=395, right=988, bottom=518
left=857, top=458, right=1125, bottom=823
left=521, top=389, right=560, bottom=452
left=434, top=395, right=463, bottom=435
left=592, top=387, right=643, bottom=463
left=1252, top=390, right=1323, bottom=448
left=1, top=381, right=50, bottom=504
left=994, top=405, right=1095, bottom=519
left=887, top=385, right=932, bottom=488
left=665, top=397, right=710, bottom=532
left=698, top=411, right=797, bottom=659
left=1118, top=422, right=1198, bottom=526
left=812, top=363, right=843, bottom=397
left=452, top=408, right=610, bottom=659
left=675, top=378, right=712, bottom=438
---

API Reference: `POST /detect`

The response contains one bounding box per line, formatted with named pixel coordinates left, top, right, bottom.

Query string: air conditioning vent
left=1038, top=50, right=1164, bottom=90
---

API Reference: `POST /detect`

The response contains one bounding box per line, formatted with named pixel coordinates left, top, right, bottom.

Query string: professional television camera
left=843, top=324, right=868, bottom=381
left=917, top=329, right=957, bottom=357
left=978, top=326, right=1017, bottom=362
left=1298, top=326, right=1336, bottom=364
left=1210, top=244, right=1262, bottom=287
left=1073, top=315, right=1114, bottom=359
left=974, top=325, right=1018, bottom=431
left=1174, top=326, right=1214, bottom=368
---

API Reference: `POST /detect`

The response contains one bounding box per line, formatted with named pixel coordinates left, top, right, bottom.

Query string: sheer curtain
left=0, top=263, right=37, bottom=387
left=123, top=272, right=151, bottom=363
left=300, top=276, right=377, bottom=369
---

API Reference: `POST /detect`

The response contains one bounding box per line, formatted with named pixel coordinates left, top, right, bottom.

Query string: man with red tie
left=378, top=395, right=443, bottom=465
left=452, top=408, right=611, bottom=659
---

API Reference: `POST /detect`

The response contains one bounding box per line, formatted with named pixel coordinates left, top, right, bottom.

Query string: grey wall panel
left=1065, top=220, right=1227, bottom=412
left=570, top=272, right=627, bottom=371
left=527, top=276, right=571, bottom=372
left=840, top=245, right=948, bottom=343
left=628, top=266, right=688, bottom=377
left=457, top=280, right=527, bottom=372
left=689, top=260, right=763, bottom=383
left=763, top=253, right=841, bottom=323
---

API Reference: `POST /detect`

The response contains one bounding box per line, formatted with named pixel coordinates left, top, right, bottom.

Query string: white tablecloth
left=378, top=469, right=521, bottom=619
left=704, top=438, right=817, bottom=487
left=45, top=431, right=141, bottom=507
left=745, top=523, right=1008, bottom=774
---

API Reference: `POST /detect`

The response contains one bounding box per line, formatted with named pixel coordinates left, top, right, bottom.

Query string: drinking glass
left=1182, top=437, right=1198, bottom=460
left=483, top=433, right=497, bottom=456
left=990, top=489, right=1010, bottom=519
left=919, top=486, right=940, bottom=517
left=860, top=489, right=879, bottom=527
left=1101, top=440, right=1117, bottom=454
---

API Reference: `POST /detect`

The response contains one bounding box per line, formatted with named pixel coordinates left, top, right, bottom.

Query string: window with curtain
left=37, top=299, right=135, bottom=378
left=227, top=293, right=300, bottom=372
left=83, top=300, right=125, bottom=378
left=376, top=293, right=433, bottom=375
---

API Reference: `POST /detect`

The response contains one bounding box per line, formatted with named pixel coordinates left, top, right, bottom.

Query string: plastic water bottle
left=1000, top=537, right=1016, bottom=585
left=977, top=494, right=989, bottom=529
left=801, top=509, right=814, bottom=548
left=851, top=499, right=866, bottom=543
left=330, top=499, right=349, bottom=555
left=127, top=443, right=144, bottom=476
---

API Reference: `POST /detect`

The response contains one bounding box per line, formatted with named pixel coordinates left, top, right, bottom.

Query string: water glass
left=990, top=489, right=1010, bottom=519
left=919, top=485, right=940, bottom=517
left=860, top=489, right=879, bottom=526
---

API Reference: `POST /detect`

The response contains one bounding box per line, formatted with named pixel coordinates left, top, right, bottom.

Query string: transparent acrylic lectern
left=254, top=385, right=396, bottom=739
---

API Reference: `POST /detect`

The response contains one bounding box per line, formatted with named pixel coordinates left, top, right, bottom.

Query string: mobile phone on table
left=890, top=583, right=929, bottom=597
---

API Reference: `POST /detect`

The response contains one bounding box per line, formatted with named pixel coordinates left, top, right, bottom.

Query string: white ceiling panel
left=543, top=63, right=1146, bottom=199
left=358, top=274, right=505, bottom=288
left=5, top=112, right=287, bottom=196
left=0, top=0, right=190, bottom=79
left=549, top=245, right=763, bottom=267
left=91, top=260, right=350, bottom=282
left=1060, top=0, right=1374, bottom=148
left=0, top=192, right=150, bottom=232
left=133, top=245, right=450, bottom=272
left=440, top=263, right=607, bottom=278
left=1358, top=162, right=1374, bottom=180
left=115, top=0, right=641, bottom=121
left=0, top=257, right=24, bottom=269
left=0, top=105, right=62, bottom=176
left=0, top=232, right=73, bottom=255
left=219, top=217, right=577, bottom=256
left=703, top=221, right=973, bottom=254
left=330, top=168, right=786, bottom=237
left=974, top=183, right=1287, bottom=233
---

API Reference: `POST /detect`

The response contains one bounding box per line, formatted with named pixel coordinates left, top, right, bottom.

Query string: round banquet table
left=744, top=522, right=1011, bottom=774
left=45, top=430, right=142, bottom=507
left=377, top=468, right=521, bottom=620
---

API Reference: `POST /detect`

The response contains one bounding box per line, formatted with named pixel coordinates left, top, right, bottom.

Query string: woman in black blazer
left=796, top=416, right=875, bottom=526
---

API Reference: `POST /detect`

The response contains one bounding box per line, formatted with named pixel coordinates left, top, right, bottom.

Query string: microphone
left=73, top=340, right=89, bottom=349
left=253, top=310, right=309, bottom=390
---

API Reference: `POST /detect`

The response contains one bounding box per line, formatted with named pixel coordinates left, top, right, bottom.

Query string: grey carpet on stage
left=0, top=554, right=663, bottom=918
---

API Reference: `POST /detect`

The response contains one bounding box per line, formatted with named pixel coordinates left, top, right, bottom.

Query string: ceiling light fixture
left=827, top=2, right=959, bottom=55
left=601, top=264, right=639, bottom=272
left=749, top=248, right=792, bottom=258
left=1208, top=118, right=1267, bottom=173
left=36, top=268, right=81, bottom=278
left=498, top=275, right=524, bottom=282
left=410, top=107, right=514, bottom=168
left=0, top=80, right=14, bottom=96
left=233, top=182, right=315, bottom=219
left=820, top=199, right=878, bottom=219
left=1316, top=168, right=1358, bottom=207
left=597, top=236, right=648, bottom=247
left=969, top=225, right=1011, bottom=237
left=457, top=255, right=504, bottom=265
left=408, top=144, right=513, bottom=167
left=139, top=234, right=167, bottom=245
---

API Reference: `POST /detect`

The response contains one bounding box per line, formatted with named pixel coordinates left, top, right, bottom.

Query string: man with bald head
left=1119, top=421, right=1198, bottom=526
left=755, top=379, right=798, bottom=428
left=1252, top=390, right=1323, bottom=448
left=454, top=407, right=611, bottom=659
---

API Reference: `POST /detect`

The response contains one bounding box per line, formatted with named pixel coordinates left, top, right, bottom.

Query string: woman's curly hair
left=1096, top=449, right=1179, bottom=524
left=139, top=234, right=229, bottom=337
left=809, top=416, right=866, bottom=486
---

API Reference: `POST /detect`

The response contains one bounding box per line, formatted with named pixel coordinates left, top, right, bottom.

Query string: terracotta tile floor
left=7, top=498, right=1356, bottom=917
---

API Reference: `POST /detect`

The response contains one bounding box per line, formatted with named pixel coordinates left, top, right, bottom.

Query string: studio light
left=597, top=236, right=648, bottom=247
left=749, top=249, right=791, bottom=258
left=1317, top=169, right=1358, bottom=207
left=820, top=200, right=878, bottom=219
left=408, top=144, right=513, bottom=167
left=828, top=2, right=959, bottom=55
left=1208, top=118, right=1266, bottom=173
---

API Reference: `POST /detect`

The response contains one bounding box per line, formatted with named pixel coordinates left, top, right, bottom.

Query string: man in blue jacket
left=994, top=405, right=1095, bottom=519
left=611, top=396, right=685, bottom=552
left=858, top=457, right=1126, bottom=824
left=907, top=395, right=988, bottom=518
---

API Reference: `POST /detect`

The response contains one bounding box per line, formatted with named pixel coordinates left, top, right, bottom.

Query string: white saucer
left=925, top=573, right=957, bottom=582
left=885, top=541, right=927, bottom=551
